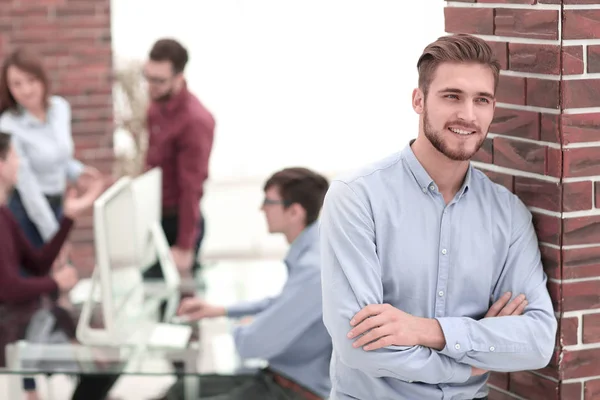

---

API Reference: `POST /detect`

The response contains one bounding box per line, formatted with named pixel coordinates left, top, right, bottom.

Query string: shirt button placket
left=435, top=206, right=451, bottom=318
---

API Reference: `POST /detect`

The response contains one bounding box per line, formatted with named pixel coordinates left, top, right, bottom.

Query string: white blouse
left=0, top=95, right=83, bottom=240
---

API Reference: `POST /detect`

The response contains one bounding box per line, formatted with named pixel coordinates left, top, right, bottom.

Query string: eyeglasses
left=142, top=73, right=169, bottom=86
left=262, top=198, right=290, bottom=207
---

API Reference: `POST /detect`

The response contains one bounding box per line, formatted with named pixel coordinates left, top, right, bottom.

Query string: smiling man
left=319, top=34, right=557, bottom=400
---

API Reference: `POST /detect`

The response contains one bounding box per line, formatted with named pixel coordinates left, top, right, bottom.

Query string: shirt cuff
left=435, top=317, right=471, bottom=360
left=66, top=159, right=84, bottom=182
left=226, top=303, right=252, bottom=319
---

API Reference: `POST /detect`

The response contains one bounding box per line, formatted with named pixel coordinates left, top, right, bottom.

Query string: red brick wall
left=446, top=1, right=600, bottom=399
left=0, top=1, right=114, bottom=275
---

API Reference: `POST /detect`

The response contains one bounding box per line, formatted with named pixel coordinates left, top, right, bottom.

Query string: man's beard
left=423, top=108, right=485, bottom=162
left=153, top=86, right=176, bottom=102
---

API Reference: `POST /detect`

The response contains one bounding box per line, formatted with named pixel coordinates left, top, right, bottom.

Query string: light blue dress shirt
left=0, top=96, right=83, bottom=240
left=320, top=141, right=557, bottom=400
left=227, top=222, right=332, bottom=398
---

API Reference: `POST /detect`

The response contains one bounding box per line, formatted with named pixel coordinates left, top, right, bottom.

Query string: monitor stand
left=76, top=221, right=185, bottom=347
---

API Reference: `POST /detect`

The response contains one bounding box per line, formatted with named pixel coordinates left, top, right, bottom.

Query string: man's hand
left=170, top=246, right=195, bottom=274
left=63, top=177, right=105, bottom=219
left=347, top=304, right=430, bottom=351
left=485, top=292, right=528, bottom=318
left=471, top=367, right=488, bottom=376
left=177, top=297, right=226, bottom=322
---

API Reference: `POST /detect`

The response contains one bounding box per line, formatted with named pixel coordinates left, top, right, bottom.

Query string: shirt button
left=454, top=344, right=461, bottom=350
left=438, top=291, right=444, bottom=297
left=490, top=346, right=495, bottom=352
left=422, top=187, right=427, bottom=193
left=429, top=184, right=435, bottom=191
left=441, top=249, right=447, bottom=255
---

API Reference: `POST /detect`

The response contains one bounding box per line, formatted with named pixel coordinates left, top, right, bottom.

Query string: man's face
left=413, top=62, right=496, bottom=161
left=0, top=144, right=19, bottom=189
left=143, top=60, right=182, bottom=102
left=261, top=186, right=292, bottom=234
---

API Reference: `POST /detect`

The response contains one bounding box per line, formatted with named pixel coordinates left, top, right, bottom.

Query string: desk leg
left=183, top=375, right=199, bottom=400
left=183, top=347, right=199, bottom=400
left=5, top=343, right=24, bottom=400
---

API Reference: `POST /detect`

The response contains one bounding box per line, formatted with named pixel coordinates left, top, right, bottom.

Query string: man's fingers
left=363, top=335, right=394, bottom=351
left=512, top=299, right=528, bottom=316
left=177, top=298, right=202, bottom=315
left=498, top=294, right=526, bottom=317
left=350, top=304, right=385, bottom=326
left=485, top=292, right=512, bottom=318
left=352, top=326, right=389, bottom=349
left=348, top=314, right=386, bottom=338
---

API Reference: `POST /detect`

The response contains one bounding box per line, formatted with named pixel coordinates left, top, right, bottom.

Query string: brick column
left=0, top=1, right=114, bottom=275
left=446, top=1, right=600, bottom=399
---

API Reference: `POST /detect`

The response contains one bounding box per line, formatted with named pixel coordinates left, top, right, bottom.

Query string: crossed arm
left=319, top=181, right=557, bottom=384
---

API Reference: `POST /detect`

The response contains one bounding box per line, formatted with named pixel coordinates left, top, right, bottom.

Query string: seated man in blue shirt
left=319, top=34, right=557, bottom=400
left=161, top=167, right=332, bottom=400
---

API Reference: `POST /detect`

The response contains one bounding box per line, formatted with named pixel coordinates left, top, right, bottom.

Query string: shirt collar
left=401, top=140, right=472, bottom=198
left=284, top=222, right=318, bottom=266
left=18, top=101, right=53, bottom=128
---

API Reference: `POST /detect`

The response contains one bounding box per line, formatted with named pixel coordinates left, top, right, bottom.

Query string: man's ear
left=412, top=88, right=425, bottom=115
left=289, top=202, right=306, bottom=221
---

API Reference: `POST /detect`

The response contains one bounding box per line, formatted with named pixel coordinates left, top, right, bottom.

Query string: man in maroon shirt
left=0, top=131, right=118, bottom=399
left=142, top=38, right=215, bottom=279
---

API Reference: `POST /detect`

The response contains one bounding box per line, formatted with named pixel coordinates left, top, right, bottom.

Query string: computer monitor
left=76, top=169, right=181, bottom=346
left=132, top=168, right=163, bottom=271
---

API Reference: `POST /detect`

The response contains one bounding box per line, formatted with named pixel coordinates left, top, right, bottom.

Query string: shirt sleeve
left=0, top=213, right=73, bottom=303
left=12, top=213, right=74, bottom=277
left=320, top=180, right=472, bottom=385
left=55, top=97, right=84, bottom=182
left=232, top=265, right=323, bottom=360
left=435, top=198, right=557, bottom=372
left=11, top=138, right=61, bottom=241
left=175, top=115, right=215, bottom=249
left=227, top=297, right=276, bottom=319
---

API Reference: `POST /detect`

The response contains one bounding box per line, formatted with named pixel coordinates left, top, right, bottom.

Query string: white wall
left=111, top=0, right=446, bottom=259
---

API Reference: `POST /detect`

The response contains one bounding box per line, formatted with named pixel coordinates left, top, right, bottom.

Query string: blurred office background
left=112, top=0, right=446, bottom=263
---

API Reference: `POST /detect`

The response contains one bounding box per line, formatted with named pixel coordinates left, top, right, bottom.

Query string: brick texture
left=1, top=0, right=114, bottom=275
left=446, top=1, right=600, bottom=398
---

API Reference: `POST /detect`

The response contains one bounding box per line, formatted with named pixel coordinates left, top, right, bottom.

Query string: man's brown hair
left=417, top=34, right=501, bottom=96
left=0, top=132, right=11, bottom=160
left=264, top=167, right=329, bottom=226
left=0, top=48, right=50, bottom=114
left=149, top=38, right=189, bottom=74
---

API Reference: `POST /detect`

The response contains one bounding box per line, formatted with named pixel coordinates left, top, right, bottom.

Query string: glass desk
left=0, top=259, right=284, bottom=400
left=3, top=339, right=203, bottom=400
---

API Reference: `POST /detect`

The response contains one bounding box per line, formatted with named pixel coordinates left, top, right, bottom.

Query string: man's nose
left=457, top=102, right=476, bottom=123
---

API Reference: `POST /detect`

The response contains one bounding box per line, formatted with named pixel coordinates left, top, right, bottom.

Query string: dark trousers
left=7, top=190, right=119, bottom=399
left=143, top=212, right=205, bottom=280
left=162, top=371, right=314, bottom=400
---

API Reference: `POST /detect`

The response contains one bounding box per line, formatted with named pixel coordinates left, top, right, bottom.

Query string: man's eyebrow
left=438, top=87, right=495, bottom=99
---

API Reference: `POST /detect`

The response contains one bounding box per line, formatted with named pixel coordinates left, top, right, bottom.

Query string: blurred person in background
left=161, top=167, right=332, bottom=400
left=0, top=47, right=103, bottom=400
left=142, top=38, right=215, bottom=283
left=0, top=131, right=118, bottom=400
